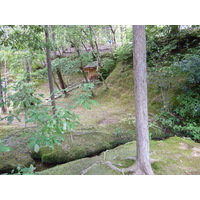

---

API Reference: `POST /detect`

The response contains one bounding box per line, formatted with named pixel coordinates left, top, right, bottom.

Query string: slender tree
left=133, top=25, right=154, bottom=175
left=45, top=25, right=56, bottom=115
left=109, top=25, right=117, bottom=48
left=0, top=62, right=6, bottom=113
left=50, top=25, right=68, bottom=97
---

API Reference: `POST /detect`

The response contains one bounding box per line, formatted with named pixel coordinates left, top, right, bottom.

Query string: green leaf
left=34, top=144, right=40, bottom=153
left=63, top=121, right=67, bottom=131
left=28, top=137, right=37, bottom=148
left=88, top=99, right=99, bottom=106
left=0, top=145, right=11, bottom=152
left=84, top=101, right=91, bottom=110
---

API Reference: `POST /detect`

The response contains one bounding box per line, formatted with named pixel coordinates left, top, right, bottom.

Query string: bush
left=154, top=54, right=200, bottom=141
left=114, top=43, right=133, bottom=65
left=174, top=54, right=200, bottom=85
left=100, top=58, right=116, bottom=79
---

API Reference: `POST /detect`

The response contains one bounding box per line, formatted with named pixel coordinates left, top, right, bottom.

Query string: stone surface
left=39, top=137, right=200, bottom=175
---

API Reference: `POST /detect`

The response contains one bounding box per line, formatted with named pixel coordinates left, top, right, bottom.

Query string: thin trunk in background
left=52, top=72, right=61, bottom=90
left=45, top=25, right=56, bottom=115
left=4, top=60, right=8, bottom=103
left=50, top=25, right=68, bottom=97
left=133, top=25, right=154, bottom=175
left=0, top=63, right=6, bottom=113
left=77, top=48, right=95, bottom=97
left=109, top=25, right=117, bottom=48
left=24, top=59, right=31, bottom=82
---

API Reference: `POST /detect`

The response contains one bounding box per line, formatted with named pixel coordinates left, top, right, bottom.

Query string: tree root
left=79, top=158, right=158, bottom=175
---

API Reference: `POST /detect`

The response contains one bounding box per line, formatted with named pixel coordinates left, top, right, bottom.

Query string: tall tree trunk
left=50, top=25, right=68, bottom=97
left=133, top=25, right=154, bottom=175
left=120, top=25, right=124, bottom=45
left=52, top=72, right=61, bottom=90
left=76, top=49, right=88, bottom=82
left=45, top=25, right=56, bottom=115
left=0, top=63, right=6, bottom=113
left=4, top=60, right=8, bottom=103
left=24, top=59, right=31, bottom=82
left=81, top=41, right=88, bottom=52
left=88, top=25, right=97, bottom=60
left=109, top=25, right=117, bottom=48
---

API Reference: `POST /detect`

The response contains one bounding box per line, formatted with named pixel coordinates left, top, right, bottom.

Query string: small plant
left=0, top=141, right=11, bottom=152
left=10, top=164, right=36, bottom=175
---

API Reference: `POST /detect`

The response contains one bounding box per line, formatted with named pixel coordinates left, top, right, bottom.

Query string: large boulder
left=31, top=130, right=134, bottom=164
left=0, top=126, right=34, bottom=173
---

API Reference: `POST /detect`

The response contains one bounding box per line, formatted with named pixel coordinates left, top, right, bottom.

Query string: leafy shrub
left=52, top=57, right=80, bottom=75
left=100, top=58, right=116, bottom=79
left=153, top=54, right=200, bottom=141
left=174, top=54, right=200, bottom=85
left=79, top=52, right=93, bottom=66
left=114, top=43, right=133, bottom=65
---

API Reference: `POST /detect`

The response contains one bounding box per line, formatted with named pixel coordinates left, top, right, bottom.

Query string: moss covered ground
left=39, top=137, right=200, bottom=175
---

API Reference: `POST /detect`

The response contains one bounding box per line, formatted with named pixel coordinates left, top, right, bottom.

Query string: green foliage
left=174, top=54, right=200, bottom=85
left=150, top=52, right=200, bottom=141
left=0, top=141, right=11, bottom=152
left=79, top=52, right=93, bottom=66
left=100, top=58, right=116, bottom=79
left=174, top=91, right=200, bottom=121
left=114, top=43, right=133, bottom=65
left=10, top=164, right=36, bottom=175
left=0, top=81, right=99, bottom=154
left=73, top=83, right=99, bottom=110
left=52, top=57, right=80, bottom=75
left=27, top=104, right=80, bottom=151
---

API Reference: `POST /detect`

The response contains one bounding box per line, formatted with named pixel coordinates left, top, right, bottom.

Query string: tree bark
left=0, top=63, right=6, bottom=113
left=109, top=25, right=117, bottom=48
left=133, top=25, right=154, bottom=175
left=50, top=25, right=68, bottom=97
left=45, top=25, right=56, bottom=115
left=4, top=60, right=8, bottom=104
left=24, top=58, right=31, bottom=82
left=77, top=48, right=95, bottom=97
left=88, top=25, right=97, bottom=60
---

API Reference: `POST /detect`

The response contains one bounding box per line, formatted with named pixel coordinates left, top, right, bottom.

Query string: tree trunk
left=4, top=60, right=8, bottom=103
left=81, top=41, right=88, bottom=52
left=77, top=48, right=95, bottom=97
left=109, top=25, right=117, bottom=48
left=24, top=59, right=31, bottom=82
left=133, top=25, right=154, bottom=175
left=52, top=72, right=61, bottom=90
left=0, top=63, right=6, bottom=113
left=88, top=25, right=97, bottom=60
left=50, top=25, right=68, bottom=97
left=120, top=25, right=124, bottom=45
left=45, top=25, right=56, bottom=115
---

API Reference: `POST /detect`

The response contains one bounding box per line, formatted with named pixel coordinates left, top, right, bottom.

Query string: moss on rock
left=0, top=126, right=34, bottom=173
left=32, top=130, right=134, bottom=164
left=39, top=137, right=200, bottom=175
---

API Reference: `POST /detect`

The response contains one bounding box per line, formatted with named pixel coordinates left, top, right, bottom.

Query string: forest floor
left=1, top=63, right=200, bottom=175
